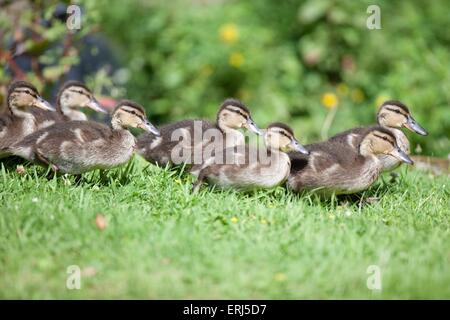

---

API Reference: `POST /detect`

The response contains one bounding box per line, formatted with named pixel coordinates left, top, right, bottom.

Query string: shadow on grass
left=0, top=156, right=28, bottom=169
left=290, top=172, right=404, bottom=209
left=1, top=157, right=141, bottom=188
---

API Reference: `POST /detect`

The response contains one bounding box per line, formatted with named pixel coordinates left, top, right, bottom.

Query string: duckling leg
left=389, top=172, right=399, bottom=183
left=74, top=174, right=82, bottom=185
left=35, top=152, right=59, bottom=173
left=192, top=170, right=207, bottom=193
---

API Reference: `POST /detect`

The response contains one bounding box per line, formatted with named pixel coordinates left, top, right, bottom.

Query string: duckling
left=137, top=98, right=261, bottom=167
left=329, top=100, right=427, bottom=171
left=9, top=100, right=160, bottom=174
left=288, top=127, right=414, bottom=195
left=191, top=123, right=309, bottom=192
left=32, top=80, right=106, bottom=129
left=0, top=81, right=55, bottom=158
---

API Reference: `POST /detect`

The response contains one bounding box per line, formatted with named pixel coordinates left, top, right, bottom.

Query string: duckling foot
left=44, top=164, right=59, bottom=180
left=74, top=174, right=82, bottom=185
left=389, top=172, right=399, bottom=183
left=46, top=170, right=57, bottom=180
left=362, top=197, right=380, bottom=205
left=36, top=152, right=59, bottom=173
left=192, top=170, right=207, bottom=193
left=191, top=181, right=202, bottom=194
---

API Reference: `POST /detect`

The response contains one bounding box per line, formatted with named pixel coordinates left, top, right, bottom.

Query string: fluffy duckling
left=288, top=127, right=413, bottom=195
left=0, top=81, right=54, bottom=158
left=32, top=80, right=106, bottom=129
left=9, top=100, right=159, bottom=174
left=137, top=98, right=261, bottom=167
left=192, top=123, right=308, bottom=192
left=329, top=100, right=427, bottom=171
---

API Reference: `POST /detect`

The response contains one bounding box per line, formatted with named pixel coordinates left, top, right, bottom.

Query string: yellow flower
left=351, top=89, right=365, bottom=103
left=375, top=94, right=390, bottom=108
left=219, top=23, right=239, bottom=44
left=261, top=218, right=268, bottom=225
left=321, top=92, right=338, bottom=109
left=237, top=89, right=252, bottom=101
left=230, top=216, right=238, bottom=223
left=274, top=273, right=287, bottom=282
left=200, top=65, right=214, bottom=77
left=336, top=83, right=349, bottom=96
left=229, top=52, right=244, bottom=68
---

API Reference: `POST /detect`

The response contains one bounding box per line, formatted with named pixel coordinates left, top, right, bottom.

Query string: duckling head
left=111, top=100, right=160, bottom=135
left=360, top=127, right=414, bottom=165
left=377, top=100, right=428, bottom=136
left=7, top=81, right=54, bottom=115
left=57, top=81, right=106, bottom=115
left=217, top=98, right=262, bottom=135
left=264, top=122, right=309, bottom=155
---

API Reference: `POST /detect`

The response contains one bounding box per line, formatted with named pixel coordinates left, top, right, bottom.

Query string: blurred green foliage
left=2, top=0, right=450, bottom=156
left=86, top=0, right=450, bottom=155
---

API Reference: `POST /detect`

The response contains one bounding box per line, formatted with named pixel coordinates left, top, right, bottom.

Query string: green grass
left=0, top=156, right=449, bottom=299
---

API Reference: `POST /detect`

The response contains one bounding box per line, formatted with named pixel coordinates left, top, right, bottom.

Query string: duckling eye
left=386, top=107, right=402, bottom=114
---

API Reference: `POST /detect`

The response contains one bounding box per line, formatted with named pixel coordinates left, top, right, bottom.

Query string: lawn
left=0, top=156, right=449, bottom=299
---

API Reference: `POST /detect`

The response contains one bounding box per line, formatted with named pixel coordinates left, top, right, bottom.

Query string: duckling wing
left=10, top=121, right=110, bottom=163
left=328, top=126, right=375, bottom=149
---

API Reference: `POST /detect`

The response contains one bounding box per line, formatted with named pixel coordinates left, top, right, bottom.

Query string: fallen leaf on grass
left=95, top=214, right=108, bottom=231
left=82, top=266, right=97, bottom=277
left=16, top=165, right=26, bottom=175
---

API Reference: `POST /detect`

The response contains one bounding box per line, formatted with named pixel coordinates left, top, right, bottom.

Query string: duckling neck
left=111, top=118, right=124, bottom=131
left=217, top=125, right=245, bottom=148
left=10, top=107, right=38, bottom=135
left=59, top=104, right=87, bottom=121
left=109, top=119, right=137, bottom=149
left=389, top=128, right=410, bottom=153
left=10, top=107, right=35, bottom=121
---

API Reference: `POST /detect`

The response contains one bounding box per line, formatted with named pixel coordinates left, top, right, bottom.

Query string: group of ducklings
left=1, top=80, right=427, bottom=196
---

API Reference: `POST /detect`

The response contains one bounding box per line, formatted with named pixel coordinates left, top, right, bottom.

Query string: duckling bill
left=9, top=100, right=159, bottom=174
left=192, top=122, right=308, bottom=192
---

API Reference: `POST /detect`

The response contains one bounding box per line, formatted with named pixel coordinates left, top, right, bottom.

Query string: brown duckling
left=137, top=98, right=261, bottom=167
left=288, top=126, right=413, bottom=195
left=32, top=80, right=106, bottom=129
left=9, top=100, right=159, bottom=174
left=0, top=81, right=54, bottom=158
left=192, top=122, right=308, bottom=192
left=329, top=100, right=427, bottom=172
